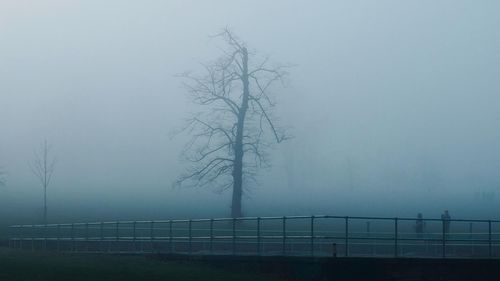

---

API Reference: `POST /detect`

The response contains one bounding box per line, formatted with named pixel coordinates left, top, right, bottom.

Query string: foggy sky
left=1, top=1, right=500, bottom=224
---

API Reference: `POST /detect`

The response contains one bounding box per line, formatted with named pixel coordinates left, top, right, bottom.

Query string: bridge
left=7, top=215, right=500, bottom=259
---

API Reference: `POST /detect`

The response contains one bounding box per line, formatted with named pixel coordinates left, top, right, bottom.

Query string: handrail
left=7, top=214, right=499, bottom=259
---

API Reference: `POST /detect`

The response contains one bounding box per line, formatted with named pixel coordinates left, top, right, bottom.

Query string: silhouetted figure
left=415, top=213, right=425, bottom=238
left=441, top=210, right=451, bottom=234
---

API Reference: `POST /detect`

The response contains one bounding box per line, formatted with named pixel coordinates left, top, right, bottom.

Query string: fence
left=7, top=215, right=500, bottom=258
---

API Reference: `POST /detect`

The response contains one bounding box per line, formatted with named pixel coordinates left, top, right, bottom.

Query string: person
left=441, top=210, right=451, bottom=234
left=415, top=213, right=425, bottom=238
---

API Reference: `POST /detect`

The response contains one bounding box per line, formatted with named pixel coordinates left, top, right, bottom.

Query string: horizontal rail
left=9, top=215, right=500, bottom=228
left=8, top=214, right=500, bottom=259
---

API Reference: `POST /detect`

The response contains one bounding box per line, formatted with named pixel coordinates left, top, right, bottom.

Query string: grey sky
left=1, top=1, right=499, bottom=222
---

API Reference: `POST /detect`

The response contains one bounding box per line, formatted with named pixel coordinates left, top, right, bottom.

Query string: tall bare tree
left=31, top=140, right=56, bottom=224
left=177, top=29, right=290, bottom=218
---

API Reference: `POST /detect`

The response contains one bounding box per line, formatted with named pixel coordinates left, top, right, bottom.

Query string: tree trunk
left=43, top=141, right=48, bottom=224
left=43, top=186, right=47, bottom=224
left=231, top=47, right=250, bottom=218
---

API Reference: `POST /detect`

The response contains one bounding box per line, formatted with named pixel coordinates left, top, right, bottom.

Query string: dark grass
left=0, top=248, right=289, bottom=281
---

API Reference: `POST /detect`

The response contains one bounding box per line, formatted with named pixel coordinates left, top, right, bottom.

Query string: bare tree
left=177, top=29, right=290, bottom=218
left=0, top=168, right=5, bottom=186
left=31, top=140, right=56, bottom=224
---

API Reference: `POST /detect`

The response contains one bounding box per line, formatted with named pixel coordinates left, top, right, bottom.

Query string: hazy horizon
left=1, top=1, right=500, bottom=225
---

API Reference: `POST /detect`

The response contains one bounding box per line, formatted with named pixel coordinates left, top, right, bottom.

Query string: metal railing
left=7, top=215, right=500, bottom=258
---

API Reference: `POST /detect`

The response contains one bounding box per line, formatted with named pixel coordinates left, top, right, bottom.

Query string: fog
left=1, top=1, right=499, bottom=225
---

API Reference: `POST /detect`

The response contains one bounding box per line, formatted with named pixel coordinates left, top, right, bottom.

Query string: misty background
left=1, top=1, right=499, bottom=226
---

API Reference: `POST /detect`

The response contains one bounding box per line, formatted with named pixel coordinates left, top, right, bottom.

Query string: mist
left=1, top=0, right=500, bottom=226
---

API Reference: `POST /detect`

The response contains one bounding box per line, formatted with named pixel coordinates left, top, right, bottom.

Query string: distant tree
left=0, top=168, right=5, bottom=186
left=176, top=29, right=291, bottom=218
left=30, top=140, right=56, bottom=224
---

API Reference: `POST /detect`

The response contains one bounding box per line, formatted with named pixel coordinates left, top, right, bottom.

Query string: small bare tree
left=31, top=140, right=56, bottom=224
left=0, top=168, right=5, bottom=186
left=177, top=29, right=290, bottom=218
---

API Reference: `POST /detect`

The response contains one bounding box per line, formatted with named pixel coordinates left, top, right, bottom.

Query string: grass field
left=0, top=248, right=289, bottom=281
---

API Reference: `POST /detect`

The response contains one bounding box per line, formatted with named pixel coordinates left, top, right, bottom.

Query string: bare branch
left=191, top=117, right=234, bottom=145
left=249, top=97, right=288, bottom=143
left=176, top=157, right=233, bottom=187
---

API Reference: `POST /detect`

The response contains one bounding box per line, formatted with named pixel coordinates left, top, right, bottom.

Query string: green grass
left=0, top=248, right=287, bottom=281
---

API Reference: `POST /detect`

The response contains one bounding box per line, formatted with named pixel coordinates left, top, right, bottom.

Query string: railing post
left=17, top=226, right=21, bottom=250
left=345, top=216, right=349, bottom=257
left=282, top=216, right=286, bottom=256
left=56, top=224, right=60, bottom=251
left=71, top=223, right=75, bottom=252
left=488, top=220, right=492, bottom=258
left=310, top=216, right=315, bottom=257
left=85, top=223, right=89, bottom=252
left=100, top=222, right=104, bottom=253
left=43, top=224, right=47, bottom=251
left=150, top=221, right=154, bottom=253
left=13, top=226, right=18, bottom=249
left=442, top=218, right=446, bottom=258
left=8, top=227, right=11, bottom=249
left=10, top=227, right=14, bottom=249
left=394, top=218, right=398, bottom=258
left=469, top=222, right=473, bottom=256
left=19, top=225, right=23, bottom=250
left=31, top=225, right=34, bottom=251
left=257, top=217, right=261, bottom=256
left=133, top=221, right=137, bottom=252
left=188, top=219, right=192, bottom=255
left=232, top=218, right=236, bottom=256
left=169, top=220, right=173, bottom=253
left=15, top=226, right=18, bottom=250
left=13, top=226, right=16, bottom=249
left=9, top=226, right=15, bottom=249
left=209, top=219, right=214, bottom=254
left=367, top=220, right=374, bottom=255
left=115, top=222, right=119, bottom=252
